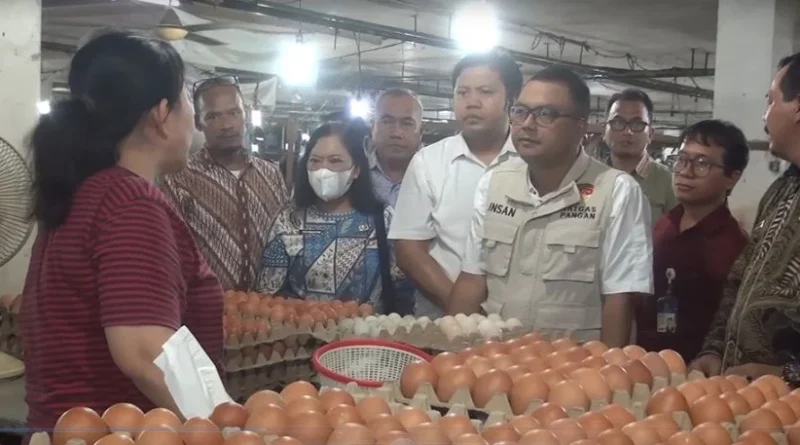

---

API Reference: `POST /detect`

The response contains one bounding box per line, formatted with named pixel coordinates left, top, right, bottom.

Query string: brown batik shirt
left=162, top=149, right=289, bottom=291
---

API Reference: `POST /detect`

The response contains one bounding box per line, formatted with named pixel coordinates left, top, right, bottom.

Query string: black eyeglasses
left=667, top=155, right=725, bottom=177
left=191, top=75, right=241, bottom=101
left=509, top=105, right=580, bottom=126
left=606, top=118, right=649, bottom=133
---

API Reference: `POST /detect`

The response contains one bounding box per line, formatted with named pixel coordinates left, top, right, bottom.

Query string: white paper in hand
left=154, top=326, right=232, bottom=418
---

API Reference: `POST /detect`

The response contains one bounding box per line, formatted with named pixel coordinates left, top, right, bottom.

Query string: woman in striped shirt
left=21, top=31, right=224, bottom=433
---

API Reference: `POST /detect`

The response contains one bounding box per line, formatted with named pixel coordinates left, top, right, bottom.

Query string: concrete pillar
left=713, top=0, right=798, bottom=231
left=0, top=0, right=41, bottom=293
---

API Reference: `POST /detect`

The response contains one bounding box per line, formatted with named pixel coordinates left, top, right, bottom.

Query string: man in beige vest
left=446, top=67, right=654, bottom=346
left=603, top=89, right=678, bottom=225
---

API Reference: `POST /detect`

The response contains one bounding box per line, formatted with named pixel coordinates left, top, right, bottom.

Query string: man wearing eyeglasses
left=162, top=76, right=289, bottom=291
left=603, top=89, right=678, bottom=225
left=446, top=66, right=653, bottom=346
left=634, top=119, right=748, bottom=362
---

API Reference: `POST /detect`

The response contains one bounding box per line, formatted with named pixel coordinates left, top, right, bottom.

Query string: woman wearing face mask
left=255, top=120, right=413, bottom=314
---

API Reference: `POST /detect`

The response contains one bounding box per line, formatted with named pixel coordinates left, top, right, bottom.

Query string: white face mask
left=308, top=168, right=355, bottom=201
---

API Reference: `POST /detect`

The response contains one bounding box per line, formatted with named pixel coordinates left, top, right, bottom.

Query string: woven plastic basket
left=312, top=338, right=433, bottom=388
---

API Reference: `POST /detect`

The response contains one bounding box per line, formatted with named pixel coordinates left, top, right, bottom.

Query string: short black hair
left=451, top=50, right=523, bottom=107
left=606, top=88, right=654, bottom=122
left=777, top=51, right=800, bottom=102
left=680, top=119, right=750, bottom=174
left=527, top=66, right=591, bottom=119
left=294, top=119, right=380, bottom=214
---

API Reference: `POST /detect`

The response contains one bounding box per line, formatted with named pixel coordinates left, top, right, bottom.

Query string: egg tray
left=335, top=319, right=530, bottom=353
left=225, top=362, right=316, bottom=401
left=225, top=343, right=319, bottom=372
left=224, top=318, right=341, bottom=350
left=0, top=308, right=23, bottom=360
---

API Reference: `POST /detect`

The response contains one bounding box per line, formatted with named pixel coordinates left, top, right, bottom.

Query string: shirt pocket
left=481, top=219, right=519, bottom=277
left=541, top=221, right=601, bottom=283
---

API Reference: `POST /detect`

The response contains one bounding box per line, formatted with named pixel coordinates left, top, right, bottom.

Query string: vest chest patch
left=488, top=202, right=518, bottom=218
left=560, top=204, right=597, bottom=220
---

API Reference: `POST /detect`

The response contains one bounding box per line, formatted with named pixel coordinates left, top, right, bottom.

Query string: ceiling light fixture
left=37, top=100, right=51, bottom=115
left=349, top=97, right=371, bottom=120
left=452, top=1, right=499, bottom=54
left=278, top=33, right=319, bottom=87
left=251, top=109, right=263, bottom=127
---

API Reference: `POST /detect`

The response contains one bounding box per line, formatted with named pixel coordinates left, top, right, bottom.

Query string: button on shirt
left=637, top=204, right=747, bottom=362
left=462, top=158, right=654, bottom=297
left=388, top=133, right=518, bottom=318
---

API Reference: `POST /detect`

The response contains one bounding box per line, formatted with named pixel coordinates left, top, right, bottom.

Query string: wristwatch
left=782, top=361, right=800, bottom=389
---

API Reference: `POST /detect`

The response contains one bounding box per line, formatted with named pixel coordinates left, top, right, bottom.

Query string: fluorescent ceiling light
left=452, top=1, right=499, bottom=53
left=277, top=42, right=319, bottom=87
left=251, top=109, right=263, bottom=127
left=349, top=97, right=371, bottom=120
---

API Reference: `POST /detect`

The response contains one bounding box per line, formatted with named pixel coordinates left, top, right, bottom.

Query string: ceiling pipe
left=216, top=0, right=713, bottom=99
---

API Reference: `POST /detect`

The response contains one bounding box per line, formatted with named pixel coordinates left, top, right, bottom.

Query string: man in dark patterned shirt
left=163, top=76, right=288, bottom=291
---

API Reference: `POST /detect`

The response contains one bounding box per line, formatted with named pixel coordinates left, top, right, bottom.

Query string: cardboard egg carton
left=226, top=362, right=316, bottom=401
left=224, top=318, right=340, bottom=350
left=225, top=344, right=314, bottom=372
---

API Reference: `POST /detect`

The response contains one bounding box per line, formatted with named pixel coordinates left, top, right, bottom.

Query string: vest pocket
left=481, top=219, right=519, bottom=276
left=541, top=222, right=600, bottom=283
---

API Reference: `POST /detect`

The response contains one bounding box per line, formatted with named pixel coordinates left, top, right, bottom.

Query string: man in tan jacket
left=446, top=67, right=653, bottom=346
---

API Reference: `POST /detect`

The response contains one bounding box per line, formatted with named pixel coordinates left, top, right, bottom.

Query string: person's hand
left=689, top=354, right=723, bottom=376
left=725, top=363, right=782, bottom=379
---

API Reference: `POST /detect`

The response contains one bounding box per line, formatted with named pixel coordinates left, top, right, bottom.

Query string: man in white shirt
left=389, top=50, right=523, bottom=318
left=447, top=67, right=653, bottom=346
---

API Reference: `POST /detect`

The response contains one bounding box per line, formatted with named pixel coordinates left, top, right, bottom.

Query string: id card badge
left=656, top=268, right=678, bottom=334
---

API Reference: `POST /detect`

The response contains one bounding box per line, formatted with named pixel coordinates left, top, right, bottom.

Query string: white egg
left=454, top=313, right=469, bottom=324
left=338, top=318, right=356, bottom=332
left=418, top=316, right=431, bottom=328
left=353, top=319, right=370, bottom=336
left=369, top=324, right=381, bottom=337
left=504, top=318, right=523, bottom=329
left=365, top=315, right=378, bottom=324
left=487, top=313, right=503, bottom=323
left=402, top=315, right=416, bottom=324
left=458, top=317, right=477, bottom=332
left=388, top=313, right=402, bottom=322
left=469, top=313, right=485, bottom=323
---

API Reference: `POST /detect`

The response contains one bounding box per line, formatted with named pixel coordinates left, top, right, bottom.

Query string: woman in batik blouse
left=255, top=119, right=413, bottom=314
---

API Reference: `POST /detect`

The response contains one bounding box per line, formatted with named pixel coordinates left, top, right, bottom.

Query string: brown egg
left=600, top=364, right=633, bottom=394
left=508, top=415, right=540, bottom=435
left=453, top=432, right=489, bottom=445
left=781, top=395, right=800, bottom=418
left=439, top=414, right=478, bottom=440
left=699, top=379, right=722, bottom=397
left=400, top=360, right=439, bottom=399
left=571, top=368, right=613, bottom=403
left=326, top=404, right=364, bottom=427
left=480, top=340, right=510, bottom=357
left=509, top=373, right=550, bottom=414
left=505, top=365, right=531, bottom=383
left=690, top=395, right=735, bottom=425
left=666, top=431, right=706, bottom=445
left=328, top=423, right=376, bottom=445
left=465, top=355, right=494, bottom=377
left=136, top=427, right=183, bottom=445
left=540, top=369, right=567, bottom=389
left=286, top=395, right=325, bottom=417
left=708, top=376, right=736, bottom=395
left=141, top=408, right=182, bottom=433
left=566, top=346, right=592, bottom=363
left=518, top=429, right=560, bottom=445
left=576, top=412, right=614, bottom=438
left=737, top=430, right=779, bottom=445
left=763, top=399, right=797, bottom=426
left=103, top=403, right=145, bottom=435
left=621, top=421, right=662, bottom=445
left=281, top=381, right=319, bottom=404
left=646, top=387, right=690, bottom=416
left=492, top=354, right=516, bottom=371
left=319, top=388, right=356, bottom=411
left=481, top=422, right=520, bottom=445
left=727, top=375, right=750, bottom=390
left=582, top=356, right=609, bottom=370
left=287, top=411, right=333, bottom=445
left=755, top=375, right=791, bottom=398
left=523, top=357, right=550, bottom=373
left=511, top=346, right=540, bottom=364
left=787, top=423, right=800, bottom=445
left=473, top=369, right=513, bottom=408
left=599, top=404, right=637, bottom=429
left=53, top=407, right=109, bottom=445
left=368, top=413, right=406, bottom=439
left=355, top=396, right=392, bottom=422
left=658, top=350, right=687, bottom=375
left=437, top=365, right=478, bottom=403
left=678, top=382, right=708, bottom=406
left=720, top=391, right=752, bottom=416
left=622, top=359, right=654, bottom=388
left=210, top=401, right=248, bottom=429
left=410, top=422, right=451, bottom=445
left=548, top=379, right=590, bottom=410
left=739, top=408, right=784, bottom=434
left=546, top=350, right=574, bottom=369
left=244, top=404, right=289, bottom=436
left=531, top=403, right=569, bottom=426
left=395, top=406, right=432, bottom=430
left=623, top=345, right=647, bottom=360
left=272, top=437, right=305, bottom=445
left=643, top=413, right=681, bottom=442
left=552, top=337, right=578, bottom=351
left=432, top=352, right=465, bottom=375
left=596, top=429, right=635, bottom=445
left=572, top=440, right=599, bottom=445
left=180, top=417, right=224, bottom=445
left=583, top=341, right=609, bottom=357
left=739, top=386, right=768, bottom=411
left=692, top=422, right=733, bottom=445
left=245, top=389, right=286, bottom=412
left=603, top=348, right=629, bottom=366
left=549, top=418, right=587, bottom=445
left=640, top=352, right=671, bottom=379
left=556, top=362, right=582, bottom=377
left=95, top=434, right=135, bottom=445
left=225, top=431, right=265, bottom=445
left=754, top=382, right=780, bottom=402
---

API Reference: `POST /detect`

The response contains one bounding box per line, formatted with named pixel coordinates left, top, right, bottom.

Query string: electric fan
left=0, top=136, right=33, bottom=268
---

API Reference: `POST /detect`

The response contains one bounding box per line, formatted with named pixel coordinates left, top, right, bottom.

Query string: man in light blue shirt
left=369, top=88, right=423, bottom=207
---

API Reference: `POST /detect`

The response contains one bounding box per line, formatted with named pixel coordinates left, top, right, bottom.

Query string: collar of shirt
left=449, top=132, right=517, bottom=167
left=196, top=147, right=253, bottom=173
left=519, top=149, right=592, bottom=203
left=666, top=203, right=737, bottom=236
left=368, top=150, right=399, bottom=183
left=605, top=150, right=654, bottom=178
